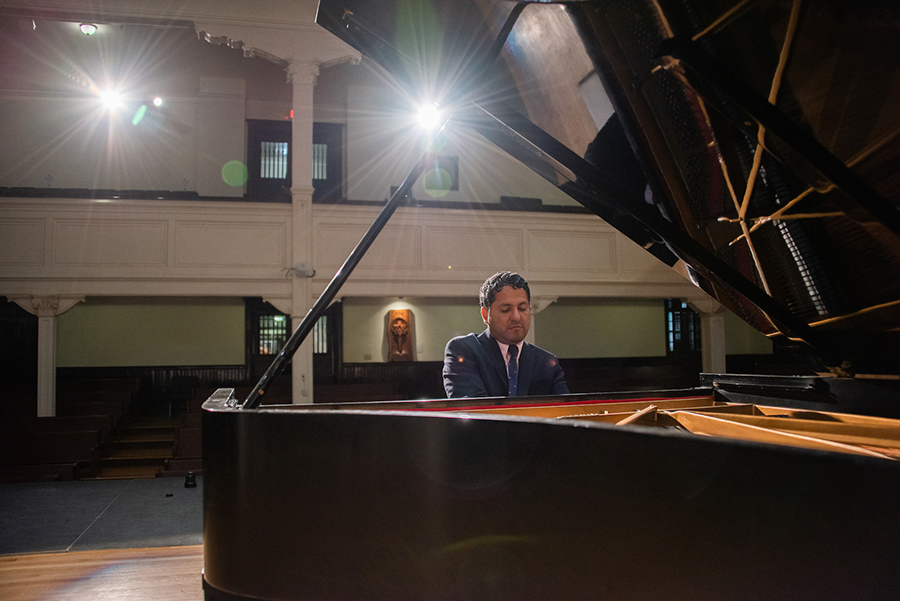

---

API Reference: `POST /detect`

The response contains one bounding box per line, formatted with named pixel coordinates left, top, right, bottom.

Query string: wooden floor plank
left=0, top=545, right=204, bottom=601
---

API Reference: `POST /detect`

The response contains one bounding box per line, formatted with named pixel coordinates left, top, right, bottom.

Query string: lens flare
left=221, top=160, right=248, bottom=187
left=417, top=103, right=442, bottom=130
left=423, top=167, right=453, bottom=198
left=132, top=104, right=147, bottom=125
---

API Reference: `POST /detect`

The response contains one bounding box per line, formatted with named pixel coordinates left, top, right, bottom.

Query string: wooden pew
left=2, top=415, right=115, bottom=450
left=0, top=430, right=102, bottom=482
left=159, top=428, right=202, bottom=478
left=182, top=411, right=202, bottom=428
left=0, top=394, right=40, bottom=419
left=57, top=378, right=139, bottom=394
left=57, top=390, right=134, bottom=417
left=174, top=428, right=202, bottom=459
left=57, top=401, right=125, bottom=422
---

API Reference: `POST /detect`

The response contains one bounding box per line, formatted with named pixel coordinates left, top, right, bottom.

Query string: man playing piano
left=443, top=271, right=569, bottom=398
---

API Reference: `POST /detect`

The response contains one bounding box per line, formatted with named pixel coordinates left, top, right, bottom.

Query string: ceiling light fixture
left=99, top=89, right=122, bottom=109
left=80, top=23, right=97, bottom=36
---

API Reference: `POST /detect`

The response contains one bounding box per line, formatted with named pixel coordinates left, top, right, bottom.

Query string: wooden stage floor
left=0, top=545, right=204, bottom=601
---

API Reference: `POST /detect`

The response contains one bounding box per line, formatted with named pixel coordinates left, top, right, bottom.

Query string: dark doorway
left=246, top=120, right=345, bottom=202
left=312, top=122, right=344, bottom=201
left=245, top=298, right=342, bottom=386
left=312, top=301, right=343, bottom=383
left=247, top=120, right=292, bottom=201
left=245, top=298, right=291, bottom=384
left=665, top=299, right=701, bottom=354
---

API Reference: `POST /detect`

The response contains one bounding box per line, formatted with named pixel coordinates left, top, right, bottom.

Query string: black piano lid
left=316, top=0, right=900, bottom=377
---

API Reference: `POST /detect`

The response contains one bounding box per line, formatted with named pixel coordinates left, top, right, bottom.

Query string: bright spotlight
left=80, top=23, right=97, bottom=36
left=99, top=89, right=122, bottom=109
left=417, top=103, right=442, bottom=130
left=152, top=97, right=163, bottom=107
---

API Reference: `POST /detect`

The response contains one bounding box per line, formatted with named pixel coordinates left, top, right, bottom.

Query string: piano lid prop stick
left=242, top=151, right=432, bottom=409
left=615, top=404, right=657, bottom=426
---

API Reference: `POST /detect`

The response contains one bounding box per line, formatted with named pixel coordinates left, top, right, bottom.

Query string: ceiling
left=0, top=0, right=321, bottom=28
left=0, top=0, right=360, bottom=67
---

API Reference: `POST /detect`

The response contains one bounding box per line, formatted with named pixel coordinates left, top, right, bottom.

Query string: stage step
left=111, top=439, right=175, bottom=454
left=82, top=417, right=179, bottom=480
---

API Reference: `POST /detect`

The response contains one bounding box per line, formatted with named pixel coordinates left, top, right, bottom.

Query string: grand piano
left=202, top=1, right=900, bottom=599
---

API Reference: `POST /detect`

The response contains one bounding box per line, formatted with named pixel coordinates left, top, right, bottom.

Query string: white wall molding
left=531, top=297, right=559, bottom=314
left=1, top=198, right=706, bottom=302
left=0, top=198, right=293, bottom=297
left=264, top=296, right=293, bottom=315
left=8, top=294, right=85, bottom=317
left=194, top=21, right=360, bottom=70
left=308, top=205, right=704, bottom=301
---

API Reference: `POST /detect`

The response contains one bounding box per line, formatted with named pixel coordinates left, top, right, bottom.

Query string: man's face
left=481, top=285, right=531, bottom=345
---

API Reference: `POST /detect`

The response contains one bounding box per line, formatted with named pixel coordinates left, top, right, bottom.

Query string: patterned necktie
left=507, top=345, right=518, bottom=397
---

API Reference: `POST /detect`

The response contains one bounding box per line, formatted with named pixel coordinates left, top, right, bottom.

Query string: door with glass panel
left=247, top=120, right=292, bottom=201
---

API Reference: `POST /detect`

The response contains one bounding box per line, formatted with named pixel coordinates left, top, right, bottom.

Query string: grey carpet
left=0, top=477, right=202, bottom=555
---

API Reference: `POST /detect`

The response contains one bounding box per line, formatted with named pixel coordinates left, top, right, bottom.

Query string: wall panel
left=175, top=222, right=286, bottom=268
left=528, top=229, right=615, bottom=273
left=317, top=224, right=422, bottom=270
left=427, top=227, right=523, bottom=271
left=0, top=219, right=44, bottom=265
left=54, top=220, right=167, bottom=265
left=1, top=199, right=699, bottom=302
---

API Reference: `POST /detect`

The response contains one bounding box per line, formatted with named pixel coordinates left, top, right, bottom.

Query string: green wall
left=343, top=296, right=774, bottom=362
left=342, top=297, right=484, bottom=363
left=725, top=310, right=773, bottom=355
left=54, top=296, right=771, bottom=368
left=536, top=299, right=666, bottom=358
left=57, top=298, right=245, bottom=367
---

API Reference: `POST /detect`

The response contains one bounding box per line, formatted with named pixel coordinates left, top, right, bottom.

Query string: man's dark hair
left=480, top=271, right=531, bottom=310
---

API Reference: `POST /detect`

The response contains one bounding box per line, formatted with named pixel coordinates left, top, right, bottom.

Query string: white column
left=36, top=304, right=57, bottom=418
left=288, top=62, right=319, bottom=404
left=688, top=298, right=727, bottom=374
left=9, top=296, right=84, bottom=416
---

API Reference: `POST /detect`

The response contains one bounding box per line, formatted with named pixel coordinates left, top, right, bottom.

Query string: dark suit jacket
left=443, top=330, right=569, bottom=398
